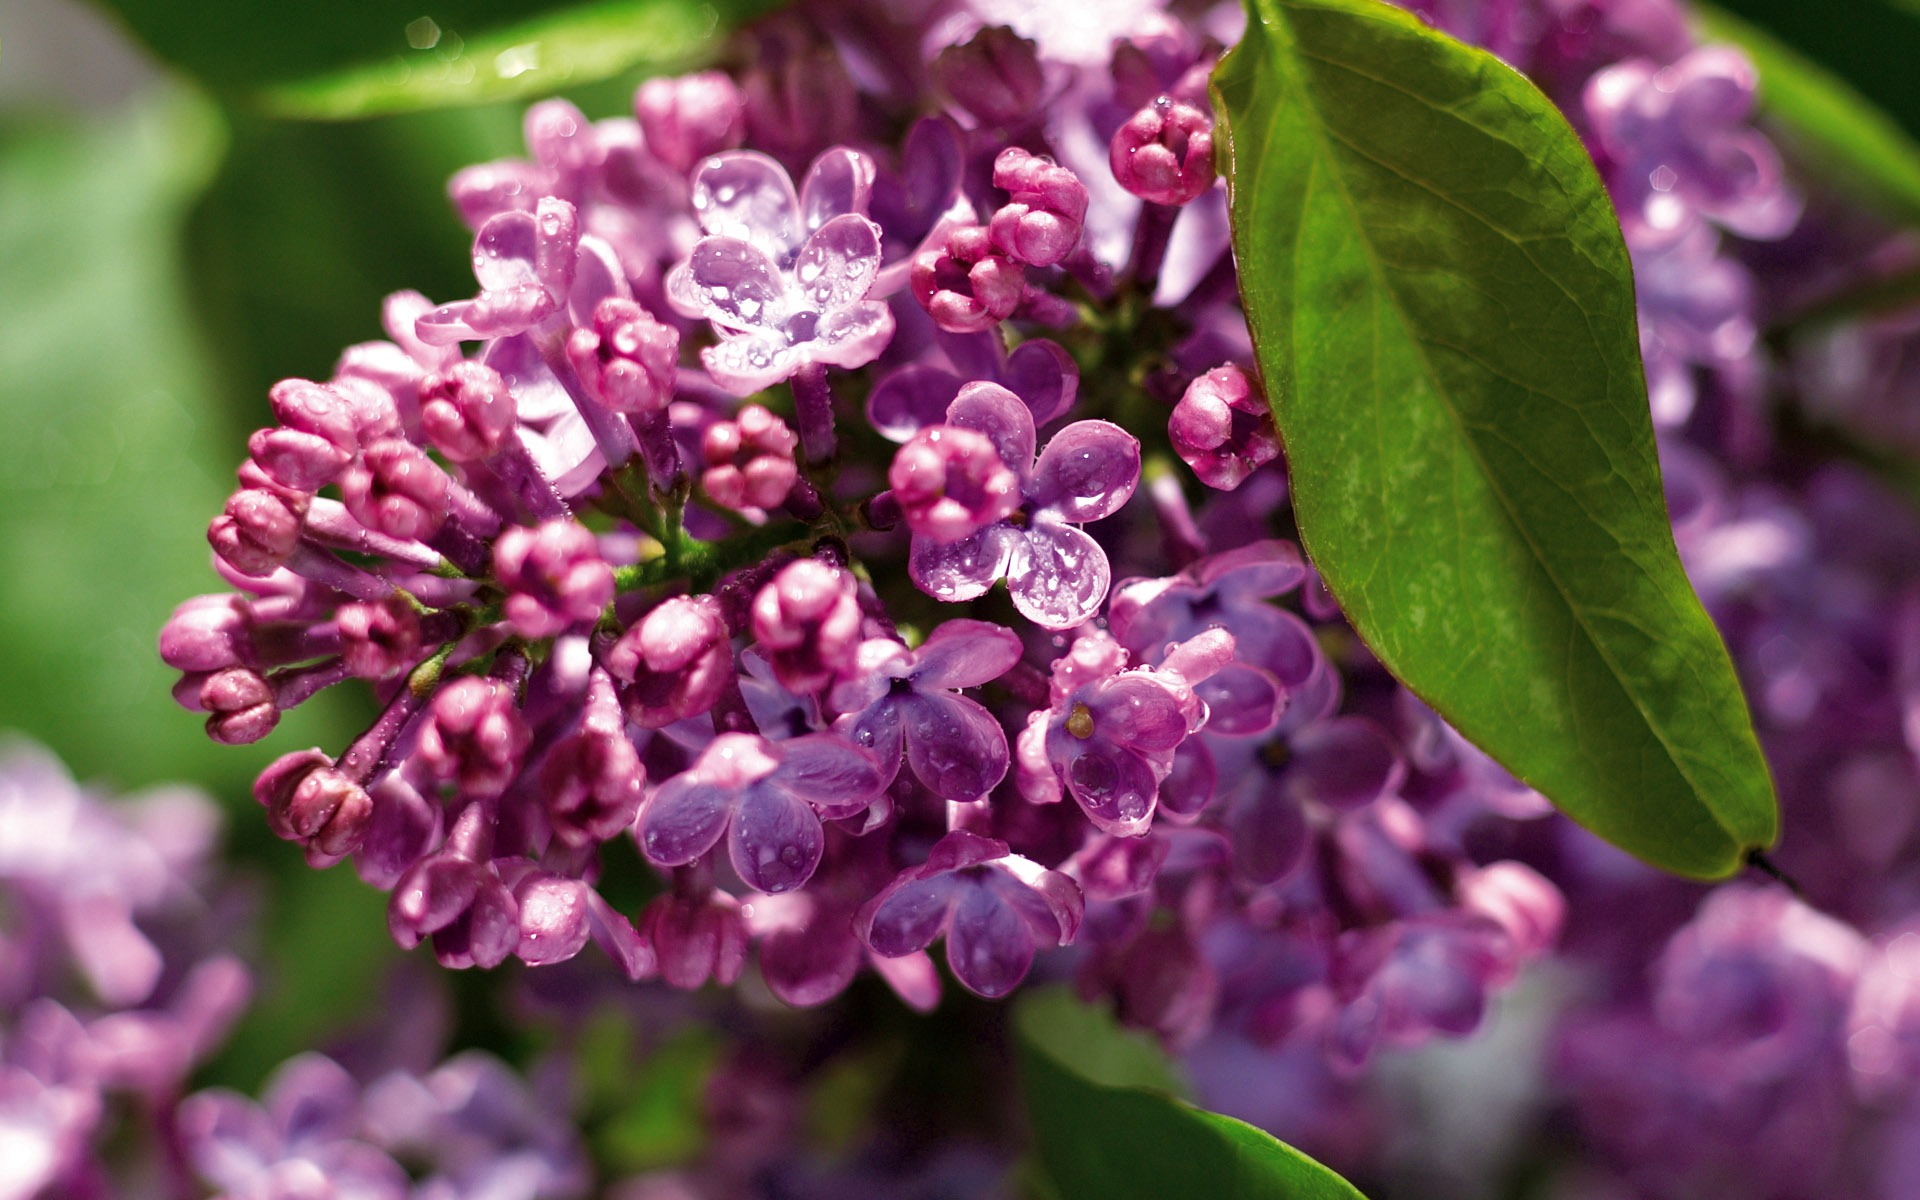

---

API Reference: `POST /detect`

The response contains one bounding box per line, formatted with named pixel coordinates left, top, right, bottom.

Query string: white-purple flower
left=667, top=148, right=895, bottom=396
left=908, top=381, right=1140, bottom=629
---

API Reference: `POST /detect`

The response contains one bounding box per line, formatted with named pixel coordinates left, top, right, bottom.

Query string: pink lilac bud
left=336, top=595, right=423, bottom=680
left=246, top=426, right=350, bottom=493
left=254, top=749, right=375, bottom=862
left=418, top=678, right=530, bottom=797
left=200, top=667, right=279, bottom=745
left=541, top=672, right=644, bottom=847
left=389, top=850, right=521, bottom=970
left=642, top=890, right=750, bottom=989
left=339, top=437, right=451, bottom=542
left=701, top=404, right=800, bottom=514
left=268, top=378, right=363, bottom=455
left=888, top=425, right=1021, bottom=543
left=603, top=594, right=732, bottom=727
left=208, top=488, right=301, bottom=577
left=750, top=559, right=862, bottom=694
left=160, top=595, right=250, bottom=672
left=493, top=520, right=615, bottom=639
left=566, top=298, right=679, bottom=417
left=931, top=25, right=1045, bottom=127
left=508, top=870, right=592, bottom=965
left=1169, top=364, right=1282, bottom=491
left=910, top=224, right=1025, bottom=334
left=989, top=148, right=1089, bottom=267
left=1110, top=96, right=1216, bottom=206
left=635, top=70, right=747, bottom=174
left=419, top=361, right=517, bottom=463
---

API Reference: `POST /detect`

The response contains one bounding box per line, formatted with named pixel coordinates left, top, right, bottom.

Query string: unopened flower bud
left=910, top=224, right=1025, bottom=333
left=254, top=749, right=374, bottom=860
left=641, top=890, right=749, bottom=990
left=635, top=70, right=747, bottom=174
left=418, top=677, right=530, bottom=797
left=750, top=559, right=862, bottom=693
left=567, top=298, right=679, bottom=417
left=604, top=595, right=732, bottom=727
left=989, top=148, right=1089, bottom=267
left=493, top=519, right=615, bottom=639
left=931, top=26, right=1045, bottom=127
left=269, top=378, right=362, bottom=454
left=201, top=666, right=280, bottom=745
left=1168, top=364, right=1281, bottom=490
left=541, top=674, right=644, bottom=846
left=419, top=361, right=517, bottom=463
left=1110, top=96, right=1216, bottom=206
left=701, top=404, right=799, bottom=514
left=208, top=488, right=301, bottom=578
left=336, top=595, right=423, bottom=680
left=888, top=425, right=1021, bottom=542
left=247, top=426, right=350, bottom=492
left=340, top=437, right=451, bottom=542
left=160, top=595, right=250, bottom=672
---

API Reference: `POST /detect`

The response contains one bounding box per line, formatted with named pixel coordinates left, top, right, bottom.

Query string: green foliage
left=261, top=0, right=780, bottom=120
left=87, top=0, right=775, bottom=112
left=1212, top=0, right=1777, bottom=879
left=1014, top=993, right=1369, bottom=1200
left=1699, top=5, right=1920, bottom=230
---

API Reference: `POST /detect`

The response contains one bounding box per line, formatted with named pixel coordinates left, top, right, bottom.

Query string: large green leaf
left=1698, top=5, right=1920, bottom=230
left=1211, top=0, right=1777, bottom=878
left=1014, top=993, right=1369, bottom=1200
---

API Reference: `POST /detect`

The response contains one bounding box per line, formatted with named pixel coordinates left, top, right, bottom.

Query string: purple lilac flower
left=856, top=830, right=1082, bottom=998
left=1015, top=628, right=1231, bottom=836
left=828, top=619, right=1023, bottom=802
left=908, top=381, right=1140, bottom=629
left=637, top=732, right=887, bottom=894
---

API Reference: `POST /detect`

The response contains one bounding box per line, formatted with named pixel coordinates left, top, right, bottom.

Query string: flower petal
left=909, top=618, right=1025, bottom=689
left=798, top=146, right=876, bottom=233
left=702, top=333, right=798, bottom=398
left=689, top=236, right=789, bottom=331
left=471, top=210, right=542, bottom=293
left=946, top=381, right=1037, bottom=479
left=637, top=776, right=734, bottom=867
left=867, top=364, right=963, bottom=442
left=909, top=523, right=1020, bottom=603
left=792, top=214, right=883, bottom=313
left=1195, top=663, right=1284, bottom=738
left=1005, top=520, right=1110, bottom=630
left=1030, top=419, right=1140, bottom=523
left=771, top=733, right=888, bottom=819
left=945, top=882, right=1035, bottom=998
left=808, top=300, right=896, bottom=372
left=1002, top=337, right=1079, bottom=426
left=1285, top=717, right=1407, bottom=811
left=1060, top=738, right=1161, bottom=837
left=691, top=150, right=801, bottom=255
left=859, top=874, right=958, bottom=957
left=899, top=692, right=1009, bottom=803
left=729, top=781, right=825, bottom=893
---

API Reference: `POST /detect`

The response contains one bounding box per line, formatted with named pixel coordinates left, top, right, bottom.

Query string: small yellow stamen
left=1065, top=702, right=1095, bottom=740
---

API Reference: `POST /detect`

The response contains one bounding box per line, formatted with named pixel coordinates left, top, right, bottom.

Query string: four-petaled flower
left=668, top=148, right=895, bottom=395
left=908, top=381, right=1139, bottom=629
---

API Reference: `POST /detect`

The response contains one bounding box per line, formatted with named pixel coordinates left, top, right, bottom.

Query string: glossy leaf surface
left=1212, top=0, right=1777, bottom=878
left=1015, top=993, right=1370, bottom=1200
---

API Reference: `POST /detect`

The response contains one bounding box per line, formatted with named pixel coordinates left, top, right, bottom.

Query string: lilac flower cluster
left=0, top=739, right=589, bottom=1200
left=163, top=0, right=1567, bottom=1061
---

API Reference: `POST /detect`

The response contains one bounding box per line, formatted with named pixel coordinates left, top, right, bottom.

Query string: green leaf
left=1698, top=5, right=1920, bottom=229
left=1014, top=993, right=1369, bottom=1200
left=1211, top=0, right=1777, bottom=879
left=261, top=0, right=778, bottom=121
left=85, top=0, right=777, bottom=116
